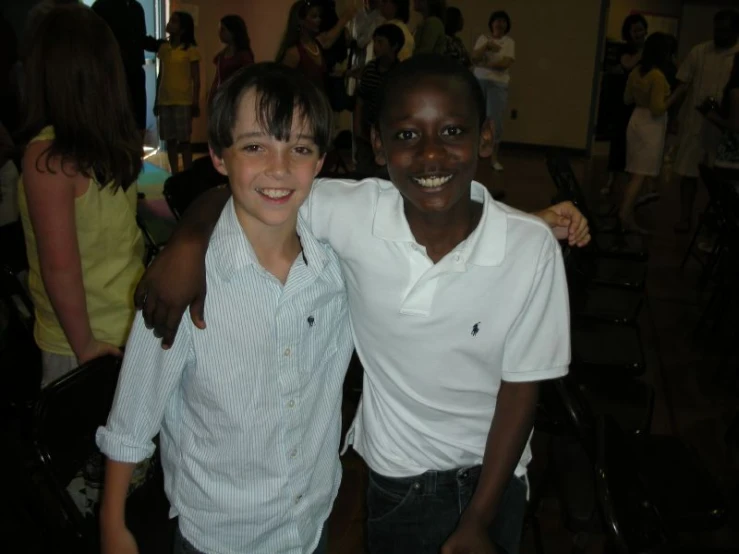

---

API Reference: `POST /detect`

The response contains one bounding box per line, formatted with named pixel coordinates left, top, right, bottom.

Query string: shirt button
left=454, top=253, right=462, bottom=262
left=295, top=494, right=303, bottom=504
left=290, top=448, right=298, bottom=458
left=287, top=400, right=296, bottom=408
left=284, top=348, right=291, bottom=356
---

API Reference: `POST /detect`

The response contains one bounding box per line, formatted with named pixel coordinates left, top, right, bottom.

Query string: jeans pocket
left=367, top=472, right=420, bottom=523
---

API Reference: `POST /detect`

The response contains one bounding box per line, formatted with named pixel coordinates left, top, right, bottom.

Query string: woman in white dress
left=471, top=10, right=514, bottom=171
left=621, top=32, right=677, bottom=233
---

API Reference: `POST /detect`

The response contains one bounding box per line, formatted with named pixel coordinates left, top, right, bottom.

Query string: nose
left=419, top=134, right=445, bottom=166
left=265, top=150, right=290, bottom=179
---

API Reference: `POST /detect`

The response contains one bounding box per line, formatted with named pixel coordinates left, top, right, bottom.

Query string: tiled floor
left=3, top=145, right=738, bottom=553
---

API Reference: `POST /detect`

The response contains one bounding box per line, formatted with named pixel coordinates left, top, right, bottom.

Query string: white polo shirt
left=302, top=178, right=570, bottom=478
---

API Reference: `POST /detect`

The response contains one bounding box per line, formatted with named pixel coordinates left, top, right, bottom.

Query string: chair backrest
left=33, top=356, right=122, bottom=487
left=545, top=150, right=596, bottom=224
left=163, top=157, right=228, bottom=220
left=0, top=265, right=41, bottom=410
left=595, top=416, right=668, bottom=553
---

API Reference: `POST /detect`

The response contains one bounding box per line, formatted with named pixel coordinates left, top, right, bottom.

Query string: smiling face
left=166, top=13, right=180, bottom=36
left=372, top=76, right=493, bottom=216
left=219, top=23, right=232, bottom=45
left=210, top=88, right=325, bottom=233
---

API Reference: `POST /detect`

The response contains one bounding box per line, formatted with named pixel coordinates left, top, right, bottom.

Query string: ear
left=478, top=118, right=495, bottom=159
left=370, top=126, right=387, bottom=167
left=209, top=147, right=229, bottom=177
left=314, top=154, right=326, bottom=177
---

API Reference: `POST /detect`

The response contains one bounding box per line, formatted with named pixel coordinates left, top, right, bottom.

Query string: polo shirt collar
left=372, top=179, right=507, bottom=266
left=211, top=198, right=329, bottom=281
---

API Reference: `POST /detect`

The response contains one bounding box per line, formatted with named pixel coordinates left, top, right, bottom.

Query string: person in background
left=471, top=10, right=515, bottom=172
left=276, top=0, right=356, bottom=94
left=413, top=0, right=446, bottom=55
left=209, top=15, right=254, bottom=103
left=379, top=0, right=414, bottom=61
left=0, top=14, right=20, bottom=135
left=18, top=4, right=143, bottom=384
left=92, top=0, right=162, bottom=135
left=603, top=14, right=648, bottom=195
left=350, top=0, right=384, bottom=64
left=701, top=51, right=739, bottom=179
left=155, top=11, right=200, bottom=174
left=353, top=23, right=404, bottom=174
left=620, top=33, right=677, bottom=234
left=444, top=6, right=470, bottom=67
left=672, top=9, right=739, bottom=231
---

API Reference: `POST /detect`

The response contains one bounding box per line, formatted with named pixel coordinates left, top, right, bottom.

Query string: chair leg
left=680, top=209, right=708, bottom=270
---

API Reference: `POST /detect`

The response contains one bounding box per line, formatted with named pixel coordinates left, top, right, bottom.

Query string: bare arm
left=281, top=47, right=300, bottom=69
left=23, top=145, right=121, bottom=362
left=487, top=56, right=514, bottom=71
left=100, top=460, right=138, bottom=554
left=316, top=8, right=357, bottom=51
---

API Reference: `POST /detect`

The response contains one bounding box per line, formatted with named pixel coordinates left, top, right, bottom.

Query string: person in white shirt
left=133, top=55, right=589, bottom=554
left=672, top=9, right=739, bottom=232
left=472, top=10, right=515, bottom=172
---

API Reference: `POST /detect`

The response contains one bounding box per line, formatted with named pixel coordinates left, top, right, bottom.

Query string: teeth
left=257, top=189, right=292, bottom=199
left=413, top=175, right=452, bottom=188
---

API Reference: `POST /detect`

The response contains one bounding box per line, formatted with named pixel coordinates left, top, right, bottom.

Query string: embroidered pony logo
left=471, top=322, right=480, bottom=336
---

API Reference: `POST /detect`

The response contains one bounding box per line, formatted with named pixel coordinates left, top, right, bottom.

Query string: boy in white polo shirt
left=135, top=54, right=583, bottom=554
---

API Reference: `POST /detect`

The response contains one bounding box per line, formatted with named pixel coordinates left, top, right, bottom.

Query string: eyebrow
left=233, top=131, right=316, bottom=142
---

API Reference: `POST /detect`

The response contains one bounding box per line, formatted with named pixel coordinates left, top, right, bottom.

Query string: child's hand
left=101, top=523, right=139, bottom=554
left=78, top=339, right=123, bottom=365
left=535, top=201, right=591, bottom=247
left=192, top=103, right=201, bottom=118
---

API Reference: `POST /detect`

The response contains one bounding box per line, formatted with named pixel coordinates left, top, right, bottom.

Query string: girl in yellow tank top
left=18, top=5, right=145, bottom=386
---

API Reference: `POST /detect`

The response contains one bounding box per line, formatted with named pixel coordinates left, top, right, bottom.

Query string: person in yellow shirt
left=155, top=11, right=201, bottom=174
left=18, top=4, right=144, bottom=385
left=621, top=32, right=678, bottom=234
left=379, top=0, right=414, bottom=61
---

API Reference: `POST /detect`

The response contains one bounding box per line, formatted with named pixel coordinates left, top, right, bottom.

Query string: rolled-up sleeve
left=96, top=312, right=193, bottom=463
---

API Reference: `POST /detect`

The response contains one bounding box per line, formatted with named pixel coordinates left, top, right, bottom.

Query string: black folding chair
left=163, top=157, right=229, bottom=220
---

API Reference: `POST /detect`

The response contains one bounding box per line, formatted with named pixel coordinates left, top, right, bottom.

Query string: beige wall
left=171, top=0, right=297, bottom=142
left=605, top=0, right=681, bottom=41
left=453, top=0, right=604, bottom=150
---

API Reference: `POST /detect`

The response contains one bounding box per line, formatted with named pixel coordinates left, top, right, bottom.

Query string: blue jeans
left=366, top=465, right=527, bottom=554
left=173, top=524, right=328, bottom=554
left=478, top=79, right=509, bottom=146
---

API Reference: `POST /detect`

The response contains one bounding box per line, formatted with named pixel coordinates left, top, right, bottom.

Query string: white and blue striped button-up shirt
left=97, top=198, right=353, bottom=554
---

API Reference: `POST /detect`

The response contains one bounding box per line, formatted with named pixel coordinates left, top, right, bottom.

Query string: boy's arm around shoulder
left=532, top=201, right=590, bottom=247
left=135, top=186, right=231, bottom=347
left=98, top=312, right=193, bottom=553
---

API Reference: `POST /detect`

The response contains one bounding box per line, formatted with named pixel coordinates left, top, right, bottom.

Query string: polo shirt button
left=412, top=482, right=421, bottom=490
left=295, top=494, right=303, bottom=504
left=460, top=471, right=469, bottom=480
left=284, top=348, right=291, bottom=356
left=454, top=253, right=462, bottom=262
left=290, top=448, right=298, bottom=458
left=287, top=399, right=296, bottom=408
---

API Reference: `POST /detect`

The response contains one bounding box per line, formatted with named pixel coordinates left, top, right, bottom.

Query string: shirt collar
left=371, top=180, right=507, bottom=266
left=211, top=197, right=329, bottom=282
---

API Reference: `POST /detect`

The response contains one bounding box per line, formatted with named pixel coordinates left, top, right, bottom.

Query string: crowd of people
left=0, top=1, right=737, bottom=554
left=605, top=9, right=739, bottom=234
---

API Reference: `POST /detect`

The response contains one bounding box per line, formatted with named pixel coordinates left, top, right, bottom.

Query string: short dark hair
left=376, top=54, right=486, bottom=131
left=714, top=9, right=739, bottom=32
left=445, top=6, right=463, bottom=36
left=621, top=13, right=648, bottom=42
left=208, top=62, right=333, bottom=157
left=373, top=23, right=405, bottom=54
left=488, top=10, right=511, bottom=34
left=392, top=0, right=411, bottom=24
left=639, top=32, right=671, bottom=76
